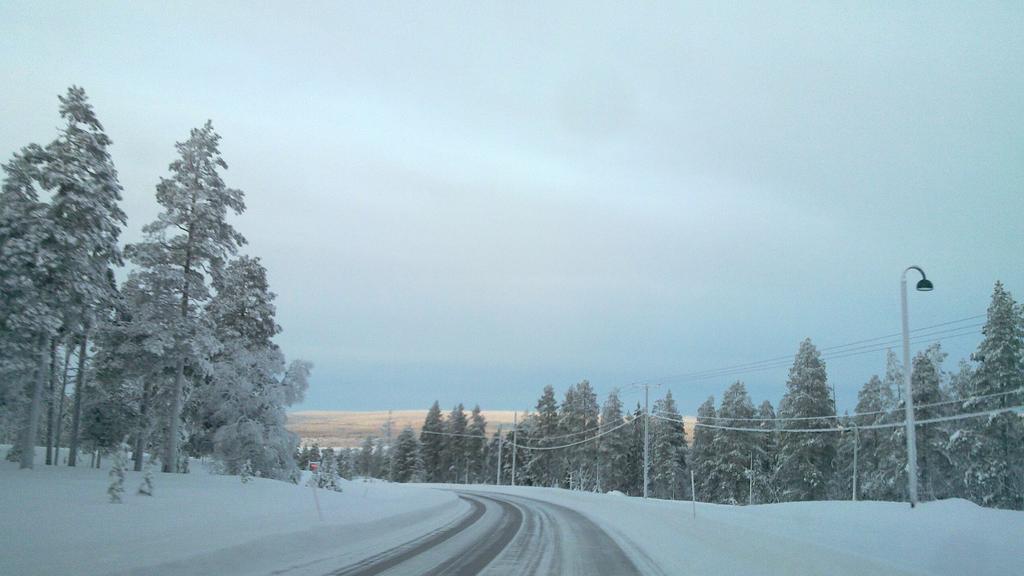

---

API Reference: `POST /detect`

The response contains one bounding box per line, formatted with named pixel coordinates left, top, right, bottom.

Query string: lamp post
left=901, top=265, right=933, bottom=508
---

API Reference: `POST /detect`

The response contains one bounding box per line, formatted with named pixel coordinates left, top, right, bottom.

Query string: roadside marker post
left=511, top=411, right=518, bottom=487
left=309, top=461, right=323, bottom=521
left=496, top=424, right=503, bottom=486
left=691, top=470, right=696, bottom=520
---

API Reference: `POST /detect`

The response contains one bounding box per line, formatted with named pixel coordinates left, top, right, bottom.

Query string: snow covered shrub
left=138, top=460, right=154, bottom=496
left=240, top=459, right=253, bottom=483
left=108, top=445, right=127, bottom=503
left=316, top=450, right=343, bottom=492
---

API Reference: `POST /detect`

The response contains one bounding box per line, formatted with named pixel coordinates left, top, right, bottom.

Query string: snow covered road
left=327, top=490, right=642, bottom=576
left=3, top=452, right=1019, bottom=576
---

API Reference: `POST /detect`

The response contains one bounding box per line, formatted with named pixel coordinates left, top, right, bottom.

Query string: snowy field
left=2, top=448, right=1021, bottom=576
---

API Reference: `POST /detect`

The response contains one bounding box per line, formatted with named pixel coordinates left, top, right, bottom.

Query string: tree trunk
left=67, top=335, right=88, bottom=467
left=53, top=344, right=73, bottom=465
left=19, top=333, right=50, bottom=469
left=163, top=357, right=186, bottom=473
left=158, top=182, right=202, bottom=474
left=133, top=379, right=152, bottom=471
left=44, top=337, right=58, bottom=465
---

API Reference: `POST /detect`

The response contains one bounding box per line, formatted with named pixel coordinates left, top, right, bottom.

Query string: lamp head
left=916, top=278, right=934, bottom=292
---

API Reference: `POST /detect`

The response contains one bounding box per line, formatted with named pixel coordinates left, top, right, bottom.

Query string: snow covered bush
left=108, top=445, right=127, bottom=503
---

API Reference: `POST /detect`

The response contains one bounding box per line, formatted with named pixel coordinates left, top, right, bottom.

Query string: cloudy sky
left=2, top=2, right=1022, bottom=414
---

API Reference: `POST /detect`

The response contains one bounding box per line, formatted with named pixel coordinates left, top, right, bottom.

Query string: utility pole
left=626, top=383, right=661, bottom=500
left=644, top=386, right=650, bottom=499
left=511, top=411, right=518, bottom=487
left=748, top=450, right=754, bottom=505
left=496, top=424, right=503, bottom=486
left=852, top=425, right=859, bottom=502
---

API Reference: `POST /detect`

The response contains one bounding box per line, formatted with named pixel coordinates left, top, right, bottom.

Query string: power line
left=651, top=404, right=1024, bottom=433
left=653, top=387, right=1024, bottom=423
left=420, top=429, right=489, bottom=440
left=659, top=326, right=982, bottom=385
left=418, top=417, right=628, bottom=444
left=632, top=314, right=985, bottom=386
left=509, top=418, right=633, bottom=451
left=652, top=327, right=981, bottom=387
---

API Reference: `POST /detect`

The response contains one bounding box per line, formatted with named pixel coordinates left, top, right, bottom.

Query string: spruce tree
left=317, top=448, right=342, bottom=491
left=846, top=376, right=883, bottom=500
left=420, top=401, right=445, bottom=482
left=356, top=436, right=375, bottom=478
left=525, top=385, right=561, bottom=487
left=597, top=389, right=631, bottom=493
left=753, top=400, right=780, bottom=503
left=466, top=405, right=487, bottom=483
left=691, top=397, right=719, bottom=503
left=871, top=350, right=906, bottom=501
left=950, top=282, right=1024, bottom=509
left=650, top=390, right=687, bottom=499
left=626, top=403, right=645, bottom=496
left=573, top=380, right=600, bottom=490
left=714, top=382, right=756, bottom=504
left=390, top=427, right=423, bottom=483
left=558, top=380, right=599, bottom=490
left=774, top=339, right=836, bottom=501
left=911, top=345, right=955, bottom=500
left=444, top=404, right=468, bottom=482
left=372, top=437, right=387, bottom=478
left=335, top=448, right=354, bottom=480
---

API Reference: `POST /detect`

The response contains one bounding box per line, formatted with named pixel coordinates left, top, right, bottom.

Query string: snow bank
left=0, top=448, right=462, bottom=576
left=465, top=484, right=1023, bottom=575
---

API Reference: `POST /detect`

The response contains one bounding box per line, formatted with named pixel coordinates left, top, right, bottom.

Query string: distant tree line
left=297, top=424, right=423, bottom=485
left=0, top=87, right=312, bottom=481
left=690, top=282, right=1022, bottom=510
left=359, top=282, right=1022, bottom=511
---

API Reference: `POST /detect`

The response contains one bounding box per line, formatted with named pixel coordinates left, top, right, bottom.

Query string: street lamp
left=901, top=265, right=932, bottom=508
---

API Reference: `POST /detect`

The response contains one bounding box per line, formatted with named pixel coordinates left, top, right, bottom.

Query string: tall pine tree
left=597, top=389, right=631, bottom=494
left=950, top=282, right=1024, bottom=509
left=650, top=390, right=687, bottom=500
left=691, top=396, right=719, bottom=503
left=714, top=382, right=757, bottom=504
left=127, top=121, right=246, bottom=473
left=525, top=385, right=561, bottom=487
left=774, top=339, right=836, bottom=501
left=420, top=401, right=445, bottom=482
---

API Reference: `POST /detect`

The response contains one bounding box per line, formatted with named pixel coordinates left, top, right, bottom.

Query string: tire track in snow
left=327, top=495, right=487, bottom=576
left=470, top=491, right=643, bottom=576
left=327, top=489, right=643, bottom=576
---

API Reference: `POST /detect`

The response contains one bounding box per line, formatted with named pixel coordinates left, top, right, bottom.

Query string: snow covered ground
left=2, top=447, right=1021, bottom=576
left=0, top=447, right=462, bottom=576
